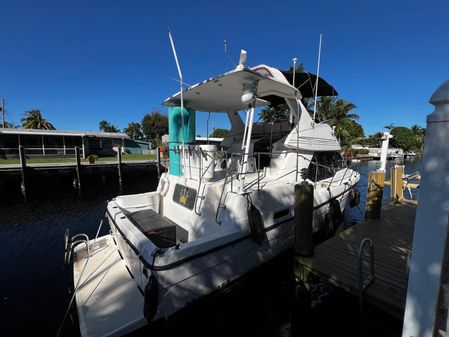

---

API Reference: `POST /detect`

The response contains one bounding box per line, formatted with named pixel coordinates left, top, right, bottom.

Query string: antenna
left=224, top=39, right=237, bottom=67
left=292, top=57, right=297, bottom=87
left=167, top=29, right=186, bottom=178
left=312, top=33, right=323, bottom=126
left=237, top=49, right=247, bottom=69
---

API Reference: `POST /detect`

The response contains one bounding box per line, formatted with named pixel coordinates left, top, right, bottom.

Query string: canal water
left=0, top=159, right=422, bottom=337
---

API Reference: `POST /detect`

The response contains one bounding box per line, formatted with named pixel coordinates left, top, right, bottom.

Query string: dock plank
left=295, top=203, right=416, bottom=319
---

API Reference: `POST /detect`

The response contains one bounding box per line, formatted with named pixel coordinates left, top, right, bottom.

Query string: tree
left=259, top=103, right=289, bottom=123
left=99, top=120, right=120, bottom=133
left=124, top=122, right=143, bottom=140
left=210, top=128, right=228, bottom=138
left=361, top=132, right=383, bottom=147
left=313, top=96, right=359, bottom=146
left=390, top=126, right=415, bottom=151
left=141, top=111, right=168, bottom=143
left=411, top=124, right=425, bottom=152
left=21, top=109, right=55, bottom=130
left=384, top=123, right=395, bottom=131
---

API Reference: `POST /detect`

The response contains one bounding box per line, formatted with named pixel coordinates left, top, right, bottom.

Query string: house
left=0, top=128, right=129, bottom=159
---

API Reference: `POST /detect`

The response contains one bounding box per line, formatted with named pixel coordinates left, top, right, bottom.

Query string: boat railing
left=166, top=147, right=349, bottom=191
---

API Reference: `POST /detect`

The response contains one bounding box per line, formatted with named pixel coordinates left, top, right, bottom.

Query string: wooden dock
left=295, top=203, right=416, bottom=319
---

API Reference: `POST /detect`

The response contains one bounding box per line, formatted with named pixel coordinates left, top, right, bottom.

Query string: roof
left=195, top=136, right=224, bottom=142
left=263, top=70, right=338, bottom=106
left=281, top=70, right=338, bottom=97
left=0, top=128, right=129, bottom=139
left=162, top=66, right=298, bottom=112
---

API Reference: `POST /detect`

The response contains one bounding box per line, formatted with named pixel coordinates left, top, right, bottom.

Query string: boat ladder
left=64, top=228, right=90, bottom=266
left=358, top=238, right=375, bottom=335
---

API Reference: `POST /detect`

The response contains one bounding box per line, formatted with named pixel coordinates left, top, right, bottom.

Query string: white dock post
left=379, top=132, right=392, bottom=172
left=402, top=78, right=449, bottom=337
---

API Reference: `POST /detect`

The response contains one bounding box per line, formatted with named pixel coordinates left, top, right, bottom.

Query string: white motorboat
left=66, top=52, right=360, bottom=337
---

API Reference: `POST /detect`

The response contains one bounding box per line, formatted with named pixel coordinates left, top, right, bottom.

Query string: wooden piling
left=390, top=165, right=404, bottom=202
left=294, top=182, right=314, bottom=256
left=18, top=146, right=28, bottom=203
left=117, top=147, right=123, bottom=194
left=365, top=171, right=385, bottom=219
left=75, top=146, right=82, bottom=198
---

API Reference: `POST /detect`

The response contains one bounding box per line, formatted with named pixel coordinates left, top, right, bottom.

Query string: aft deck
left=73, top=234, right=147, bottom=337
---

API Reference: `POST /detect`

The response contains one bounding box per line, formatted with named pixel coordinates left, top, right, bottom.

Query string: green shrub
left=353, top=148, right=369, bottom=155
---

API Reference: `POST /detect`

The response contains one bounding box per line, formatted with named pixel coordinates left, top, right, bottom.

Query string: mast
left=168, top=29, right=186, bottom=178
left=312, top=34, right=323, bottom=125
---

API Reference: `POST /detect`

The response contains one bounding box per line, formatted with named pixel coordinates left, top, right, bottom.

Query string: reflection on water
left=0, top=159, right=421, bottom=337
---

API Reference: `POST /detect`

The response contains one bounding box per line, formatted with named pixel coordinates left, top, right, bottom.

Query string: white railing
left=0, top=146, right=85, bottom=157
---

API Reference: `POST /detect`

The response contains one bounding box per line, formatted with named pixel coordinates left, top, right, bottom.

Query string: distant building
left=160, top=135, right=224, bottom=148
left=0, top=128, right=129, bottom=159
left=195, top=137, right=224, bottom=147
left=124, top=139, right=150, bottom=155
left=351, top=144, right=404, bottom=159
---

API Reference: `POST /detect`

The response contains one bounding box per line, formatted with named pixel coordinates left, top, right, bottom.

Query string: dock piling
left=294, top=182, right=314, bottom=257
left=75, top=147, right=82, bottom=198
left=365, top=171, right=385, bottom=219
left=390, top=165, right=404, bottom=202
left=117, top=147, right=123, bottom=194
left=156, top=147, right=161, bottom=179
left=18, top=145, right=28, bottom=203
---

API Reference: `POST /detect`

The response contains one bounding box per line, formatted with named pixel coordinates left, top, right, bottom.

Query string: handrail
left=358, top=237, right=375, bottom=335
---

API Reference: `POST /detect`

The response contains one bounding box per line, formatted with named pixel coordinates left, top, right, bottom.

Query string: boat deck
left=295, top=203, right=416, bottom=319
left=73, top=234, right=147, bottom=337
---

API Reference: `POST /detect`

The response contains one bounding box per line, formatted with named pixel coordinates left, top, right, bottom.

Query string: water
left=0, top=159, right=422, bottom=337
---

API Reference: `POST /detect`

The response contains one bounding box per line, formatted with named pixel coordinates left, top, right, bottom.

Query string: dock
left=294, top=203, right=416, bottom=320
left=0, top=159, right=157, bottom=172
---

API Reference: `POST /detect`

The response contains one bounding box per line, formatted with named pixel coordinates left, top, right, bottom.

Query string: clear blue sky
left=1, top=0, right=448, bottom=136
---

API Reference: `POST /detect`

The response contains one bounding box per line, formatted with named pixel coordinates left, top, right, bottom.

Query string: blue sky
left=1, top=0, right=448, bottom=136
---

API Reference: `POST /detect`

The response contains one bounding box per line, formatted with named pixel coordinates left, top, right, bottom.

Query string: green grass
left=0, top=154, right=156, bottom=165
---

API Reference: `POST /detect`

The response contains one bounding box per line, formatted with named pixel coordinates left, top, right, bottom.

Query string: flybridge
left=162, top=65, right=338, bottom=112
left=162, top=65, right=298, bottom=112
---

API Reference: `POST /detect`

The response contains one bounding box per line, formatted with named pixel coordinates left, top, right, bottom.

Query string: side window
left=307, top=152, right=345, bottom=182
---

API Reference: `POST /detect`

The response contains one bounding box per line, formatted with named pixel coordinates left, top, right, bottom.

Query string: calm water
left=0, top=158, right=422, bottom=337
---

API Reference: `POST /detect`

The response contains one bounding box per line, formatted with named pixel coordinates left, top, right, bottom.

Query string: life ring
left=325, top=198, right=343, bottom=236
left=157, top=175, right=170, bottom=196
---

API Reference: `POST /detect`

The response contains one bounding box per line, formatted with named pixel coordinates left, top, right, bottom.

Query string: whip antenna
left=312, top=33, right=323, bottom=126
left=224, top=39, right=237, bottom=67
left=168, top=29, right=186, bottom=178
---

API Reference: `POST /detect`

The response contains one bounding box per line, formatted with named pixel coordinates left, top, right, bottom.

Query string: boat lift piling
left=75, top=146, right=82, bottom=198
left=18, top=145, right=28, bottom=203
left=294, top=181, right=314, bottom=257
left=365, top=171, right=385, bottom=219
left=117, top=147, right=123, bottom=194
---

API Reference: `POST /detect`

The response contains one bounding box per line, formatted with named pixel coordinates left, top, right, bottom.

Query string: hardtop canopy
left=162, top=66, right=298, bottom=112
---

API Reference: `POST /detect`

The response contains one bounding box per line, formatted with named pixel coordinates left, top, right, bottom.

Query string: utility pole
left=1, top=98, right=5, bottom=128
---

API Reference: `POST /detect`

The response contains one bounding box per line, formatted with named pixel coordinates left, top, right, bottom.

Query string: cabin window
left=173, top=184, right=197, bottom=210
left=307, top=151, right=345, bottom=182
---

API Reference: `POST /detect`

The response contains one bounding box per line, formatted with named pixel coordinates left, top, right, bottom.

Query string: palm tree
left=411, top=124, right=425, bottom=151
left=313, top=97, right=359, bottom=145
left=21, top=109, right=55, bottom=130
left=124, top=122, right=143, bottom=140
left=384, top=123, right=395, bottom=132
left=99, top=120, right=120, bottom=133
